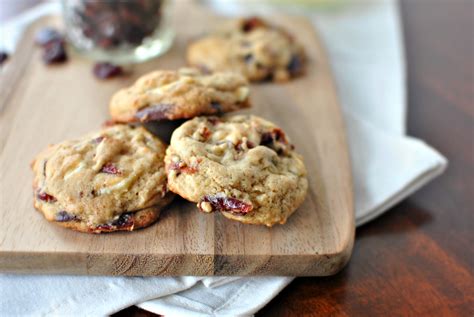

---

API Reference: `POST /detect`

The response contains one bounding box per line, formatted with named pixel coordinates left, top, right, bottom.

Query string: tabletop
left=256, top=1, right=474, bottom=315
left=2, top=0, right=473, bottom=316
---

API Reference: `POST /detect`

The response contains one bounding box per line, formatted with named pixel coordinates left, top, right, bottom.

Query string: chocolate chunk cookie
left=165, top=115, right=308, bottom=226
left=109, top=68, right=251, bottom=123
left=31, top=125, right=173, bottom=233
left=187, top=17, right=306, bottom=82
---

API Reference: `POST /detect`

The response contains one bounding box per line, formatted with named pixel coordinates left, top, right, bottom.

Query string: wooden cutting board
left=0, top=3, right=354, bottom=276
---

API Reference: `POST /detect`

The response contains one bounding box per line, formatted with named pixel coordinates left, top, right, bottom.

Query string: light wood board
left=0, top=3, right=354, bottom=276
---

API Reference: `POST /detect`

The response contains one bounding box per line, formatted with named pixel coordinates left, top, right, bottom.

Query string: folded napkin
left=0, top=0, right=447, bottom=316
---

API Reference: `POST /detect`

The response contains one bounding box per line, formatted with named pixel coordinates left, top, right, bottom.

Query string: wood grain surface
left=0, top=3, right=354, bottom=276
left=116, top=0, right=474, bottom=316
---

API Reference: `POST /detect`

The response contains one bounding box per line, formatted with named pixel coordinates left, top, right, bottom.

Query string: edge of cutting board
left=0, top=6, right=354, bottom=276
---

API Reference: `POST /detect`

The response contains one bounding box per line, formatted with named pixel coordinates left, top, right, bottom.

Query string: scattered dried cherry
left=42, top=40, right=68, bottom=64
left=37, top=191, right=57, bottom=203
left=56, top=211, right=78, bottom=222
left=100, top=163, right=121, bottom=175
left=0, top=52, right=9, bottom=65
left=35, top=27, right=63, bottom=46
left=200, top=194, right=253, bottom=215
left=72, top=0, right=164, bottom=50
left=93, top=62, right=123, bottom=79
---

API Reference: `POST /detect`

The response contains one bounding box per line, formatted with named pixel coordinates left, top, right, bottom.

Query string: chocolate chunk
left=210, top=102, right=223, bottom=114
left=56, top=211, right=78, bottom=222
left=96, top=212, right=134, bottom=231
left=135, top=104, right=172, bottom=122
left=111, top=212, right=133, bottom=227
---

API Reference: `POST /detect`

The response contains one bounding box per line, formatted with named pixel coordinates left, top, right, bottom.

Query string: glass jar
left=61, top=0, right=174, bottom=64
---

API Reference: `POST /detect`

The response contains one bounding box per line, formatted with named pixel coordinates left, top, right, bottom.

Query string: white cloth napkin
left=0, top=0, right=447, bottom=316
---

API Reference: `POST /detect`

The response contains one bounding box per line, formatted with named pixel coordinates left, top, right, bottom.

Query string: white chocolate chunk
left=199, top=201, right=213, bottom=213
left=64, top=161, right=86, bottom=180
left=236, top=86, right=249, bottom=102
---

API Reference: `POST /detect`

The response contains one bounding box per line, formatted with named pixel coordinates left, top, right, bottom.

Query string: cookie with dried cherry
left=31, top=124, right=173, bottom=233
left=165, top=115, right=308, bottom=226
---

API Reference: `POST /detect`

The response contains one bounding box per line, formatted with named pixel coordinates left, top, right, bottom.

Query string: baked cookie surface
left=31, top=125, right=173, bottom=233
left=109, top=68, right=251, bottom=123
left=187, top=17, right=306, bottom=82
left=165, top=115, right=308, bottom=226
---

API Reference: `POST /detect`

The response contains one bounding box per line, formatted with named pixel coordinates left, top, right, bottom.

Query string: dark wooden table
left=3, top=0, right=473, bottom=316
left=258, top=1, right=474, bottom=316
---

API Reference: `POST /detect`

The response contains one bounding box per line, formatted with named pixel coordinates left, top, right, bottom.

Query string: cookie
left=31, top=124, right=173, bottom=233
left=187, top=17, right=306, bottom=82
left=165, top=115, right=308, bottom=226
left=109, top=68, right=251, bottom=123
